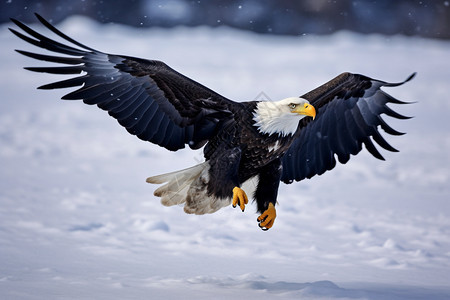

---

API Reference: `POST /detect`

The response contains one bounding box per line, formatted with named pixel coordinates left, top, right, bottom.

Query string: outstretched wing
left=281, top=72, right=415, bottom=183
left=10, top=13, right=235, bottom=151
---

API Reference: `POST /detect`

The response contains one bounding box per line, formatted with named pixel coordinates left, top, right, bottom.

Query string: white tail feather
left=146, top=163, right=205, bottom=184
left=147, top=163, right=206, bottom=206
left=146, top=162, right=230, bottom=214
left=147, top=163, right=259, bottom=215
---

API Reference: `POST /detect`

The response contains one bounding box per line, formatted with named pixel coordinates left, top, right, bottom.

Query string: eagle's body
left=155, top=100, right=301, bottom=215
left=148, top=99, right=304, bottom=216
left=10, top=14, right=415, bottom=230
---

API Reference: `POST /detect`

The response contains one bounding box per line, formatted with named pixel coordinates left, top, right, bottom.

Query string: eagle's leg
left=257, top=203, right=276, bottom=230
left=254, top=158, right=282, bottom=230
left=232, top=186, right=248, bottom=212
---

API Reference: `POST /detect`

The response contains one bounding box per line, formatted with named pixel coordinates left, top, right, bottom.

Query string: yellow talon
left=257, top=203, right=276, bottom=230
left=232, top=187, right=248, bottom=212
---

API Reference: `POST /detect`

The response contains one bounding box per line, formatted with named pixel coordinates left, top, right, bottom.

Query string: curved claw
left=257, top=203, right=276, bottom=230
left=232, top=187, right=248, bottom=212
left=258, top=224, right=270, bottom=231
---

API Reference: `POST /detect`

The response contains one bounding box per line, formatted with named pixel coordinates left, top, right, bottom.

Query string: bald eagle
left=10, top=14, right=414, bottom=230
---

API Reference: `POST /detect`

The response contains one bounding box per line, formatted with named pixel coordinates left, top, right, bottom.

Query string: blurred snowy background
left=2, top=0, right=450, bottom=39
left=1, top=1, right=450, bottom=299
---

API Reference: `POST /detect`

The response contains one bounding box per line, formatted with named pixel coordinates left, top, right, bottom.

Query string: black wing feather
left=24, top=66, right=84, bottom=74
left=33, top=13, right=97, bottom=52
left=11, top=14, right=235, bottom=151
left=16, top=50, right=83, bottom=64
left=281, top=72, right=415, bottom=183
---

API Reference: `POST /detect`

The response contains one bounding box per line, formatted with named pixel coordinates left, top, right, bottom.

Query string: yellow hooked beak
left=293, top=103, right=316, bottom=120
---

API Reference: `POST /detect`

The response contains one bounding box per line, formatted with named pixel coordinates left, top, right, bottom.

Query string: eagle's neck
left=252, top=100, right=303, bottom=137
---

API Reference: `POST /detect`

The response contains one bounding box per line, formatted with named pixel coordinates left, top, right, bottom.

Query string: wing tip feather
left=382, top=72, right=417, bottom=87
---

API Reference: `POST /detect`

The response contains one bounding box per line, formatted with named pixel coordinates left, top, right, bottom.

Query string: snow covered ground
left=1, top=16, right=450, bottom=299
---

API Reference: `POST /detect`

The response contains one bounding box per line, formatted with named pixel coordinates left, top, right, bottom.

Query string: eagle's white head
left=253, top=97, right=316, bottom=136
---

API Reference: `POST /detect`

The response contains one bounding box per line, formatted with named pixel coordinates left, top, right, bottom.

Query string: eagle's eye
left=289, top=103, right=297, bottom=109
